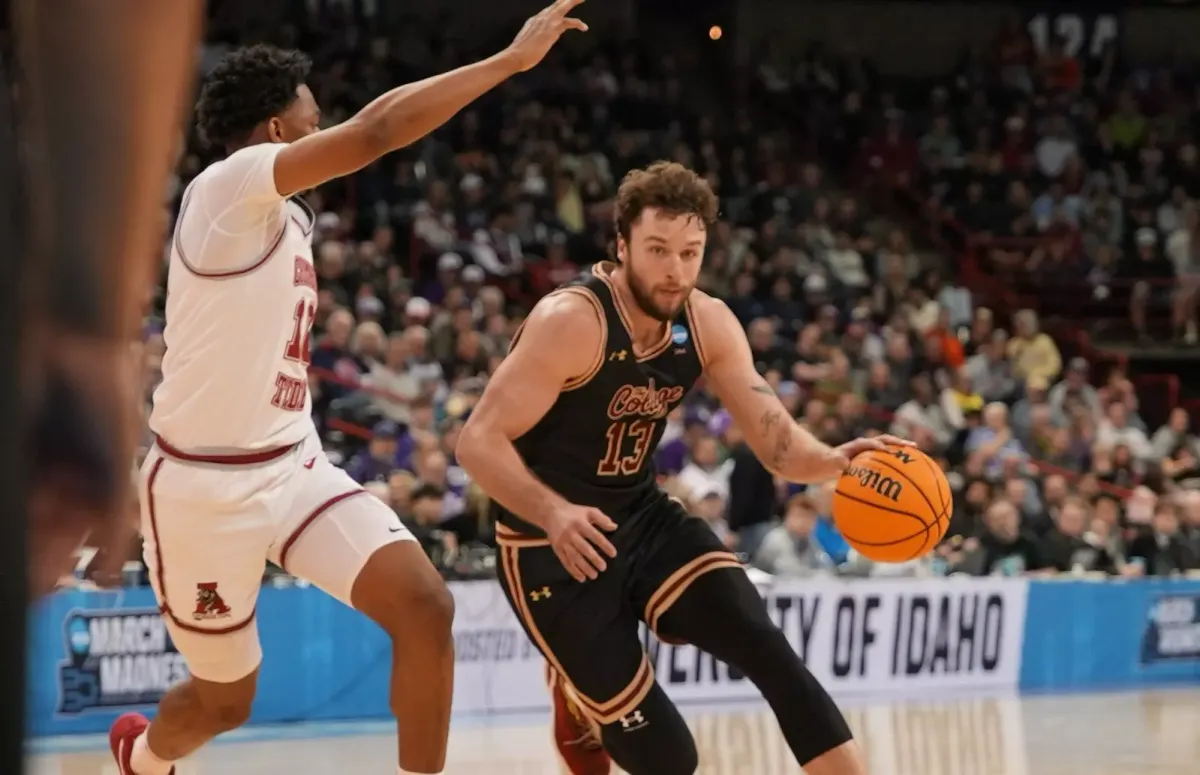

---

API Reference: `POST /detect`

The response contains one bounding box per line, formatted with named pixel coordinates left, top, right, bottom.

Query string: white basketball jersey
left=150, top=143, right=319, bottom=452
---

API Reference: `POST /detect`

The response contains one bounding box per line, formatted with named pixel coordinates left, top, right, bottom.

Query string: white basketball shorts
left=138, top=430, right=414, bottom=683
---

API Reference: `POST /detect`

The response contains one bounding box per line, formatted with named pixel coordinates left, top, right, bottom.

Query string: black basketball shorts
left=495, top=494, right=740, bottom=725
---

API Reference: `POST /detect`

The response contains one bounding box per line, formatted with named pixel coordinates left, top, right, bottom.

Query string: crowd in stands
left=836, top=17, right=1200, bottom=345
left=111, top=10, right=1200, bottom=592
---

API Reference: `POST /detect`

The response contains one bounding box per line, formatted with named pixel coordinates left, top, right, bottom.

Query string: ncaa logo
left=671, top=325, right=689, bottom=346
left=68, top=617, right=91, bottom=654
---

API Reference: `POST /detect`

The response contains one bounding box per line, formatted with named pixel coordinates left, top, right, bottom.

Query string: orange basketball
left=832, top=445, right=952, bottom=563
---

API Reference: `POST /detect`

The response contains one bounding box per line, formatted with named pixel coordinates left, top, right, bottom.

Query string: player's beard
left=626, top=261, right=690, bottom=322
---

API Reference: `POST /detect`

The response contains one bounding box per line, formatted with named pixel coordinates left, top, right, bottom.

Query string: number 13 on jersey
left=598, top=419, right=654, bottom=476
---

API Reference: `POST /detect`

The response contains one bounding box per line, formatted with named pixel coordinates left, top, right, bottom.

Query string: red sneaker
left=109, top=712, right=174, bottom=775
left=548, top=669, right=612, bottom=775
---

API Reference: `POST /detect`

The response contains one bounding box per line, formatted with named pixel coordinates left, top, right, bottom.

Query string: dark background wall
left=199, top=0, right=1200, bottom=79
left=737, top=0, right=1200, bottom=76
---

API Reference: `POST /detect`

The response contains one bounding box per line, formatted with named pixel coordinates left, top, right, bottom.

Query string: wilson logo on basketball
left=607, top=379, right=684, bottom=421
left=843, top=465, right=904, bottom=502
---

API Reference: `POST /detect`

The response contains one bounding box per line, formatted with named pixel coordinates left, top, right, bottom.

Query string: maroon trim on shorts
left=155, top=435, right=297, bottom=465
left=145, top=457, right=257, bottom=636
left=278, top=489, right=368, bottom=572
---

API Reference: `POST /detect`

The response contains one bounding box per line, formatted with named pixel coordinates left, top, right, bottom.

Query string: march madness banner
left=56, top=607, right=190, bottom=716
left=647, top=577, right=1029, bottom=702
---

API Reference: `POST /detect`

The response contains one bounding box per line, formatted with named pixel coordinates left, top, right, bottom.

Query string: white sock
left=130, top=732, right=174, bottom=775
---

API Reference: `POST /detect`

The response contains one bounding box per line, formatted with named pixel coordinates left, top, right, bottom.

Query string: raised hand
left=505, top=0, right=589, bottom=73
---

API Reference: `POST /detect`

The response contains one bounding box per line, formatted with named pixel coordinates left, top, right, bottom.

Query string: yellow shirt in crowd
left=950, top=389, right=984, bottom=414
left=1007, top=333, right=1062, bottom=387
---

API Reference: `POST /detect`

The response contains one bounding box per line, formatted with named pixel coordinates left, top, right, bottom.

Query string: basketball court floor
left=27, top=688, right=1200, bottom=774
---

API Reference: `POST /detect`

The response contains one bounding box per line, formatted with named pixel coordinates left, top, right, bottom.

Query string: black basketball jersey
left=496, top=263, right=704, bottom=536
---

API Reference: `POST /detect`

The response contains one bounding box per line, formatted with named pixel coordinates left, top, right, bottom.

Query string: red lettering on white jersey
left=293, top=256, right=318, bottom=292
left=271, top=373, right=307, bottom=412
left=284, top=300, right=316, bottom=365
left=151, top=143, right=319, bottom=452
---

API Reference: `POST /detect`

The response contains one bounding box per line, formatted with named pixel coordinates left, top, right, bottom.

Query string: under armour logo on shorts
left=618, top=710, right=647, bottom=731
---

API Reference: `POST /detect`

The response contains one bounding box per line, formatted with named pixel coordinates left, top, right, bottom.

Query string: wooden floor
left=27, top=689, right=1200, bottom=774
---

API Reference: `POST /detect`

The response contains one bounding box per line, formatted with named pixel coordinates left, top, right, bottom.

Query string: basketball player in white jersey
left=108, top=4, right=588, bottom=774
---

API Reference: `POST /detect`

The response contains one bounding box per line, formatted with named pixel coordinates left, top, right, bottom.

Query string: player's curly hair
left=195, top=44, right=312, bottom=149
left=613, top=161, right=719, bottom=246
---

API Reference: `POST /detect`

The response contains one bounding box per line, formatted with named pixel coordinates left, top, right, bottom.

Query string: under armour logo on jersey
left=618, top=710, right=647, bottom=731
left=609, top=350, right=628, bottom=362
left=530, top=586, right=552, bottom=602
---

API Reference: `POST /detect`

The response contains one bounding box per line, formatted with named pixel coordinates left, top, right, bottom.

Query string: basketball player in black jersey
left=458, top=161, right=909, bottom=775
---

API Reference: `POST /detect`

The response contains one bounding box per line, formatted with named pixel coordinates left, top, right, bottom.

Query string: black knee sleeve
left=599, top=683, right=697, bottom=775
left=755, top=631, right=854, bottom=764
left=656, top=570, right=854, bottom=765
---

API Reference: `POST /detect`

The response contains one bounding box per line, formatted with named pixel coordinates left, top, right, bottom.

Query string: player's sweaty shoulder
left=511, top=287, right=606, bottom=382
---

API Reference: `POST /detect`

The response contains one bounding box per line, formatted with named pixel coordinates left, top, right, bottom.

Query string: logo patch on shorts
left=619, top=710, right=648, bottom=731
left=193, top=582, right=232, bottom=621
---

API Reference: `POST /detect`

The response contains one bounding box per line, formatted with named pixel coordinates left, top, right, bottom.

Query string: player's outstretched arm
left=457, top=290, right=617, bottom=582
left=692, top=294, right=908, bottom=483
left=272, top=0, right=587, bottom=197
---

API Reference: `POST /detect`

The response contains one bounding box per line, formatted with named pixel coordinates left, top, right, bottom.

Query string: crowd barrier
left=26, top=576, right=1200, bottom=737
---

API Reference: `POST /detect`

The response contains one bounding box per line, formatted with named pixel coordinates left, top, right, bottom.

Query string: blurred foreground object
left=4, top=2, right=203, bottom=773
left=15, top=0, right=203, bottom=595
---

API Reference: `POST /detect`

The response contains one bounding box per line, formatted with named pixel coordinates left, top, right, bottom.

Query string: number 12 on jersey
left=598, top=419, right=654, bottom=476
left=285, top=299, right=316, bottom=365
left=272, top=299, right=315, bottom=412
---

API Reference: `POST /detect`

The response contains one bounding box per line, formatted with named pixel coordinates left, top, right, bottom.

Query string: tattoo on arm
left=757, top=406, right=794, bottom=471
left=770, top=417, right=793, bottom=470
left=753, top=383, right=792, bottom=470
left=759, top=408, right=781, bottom=434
